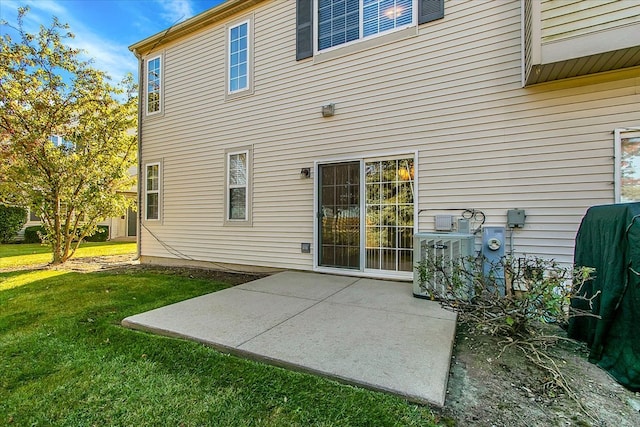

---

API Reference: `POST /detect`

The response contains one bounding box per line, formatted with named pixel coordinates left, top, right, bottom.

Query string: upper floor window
left=145, top=162, right=161, bottom=221
left=296, top=0, right=443, bottom=60
left=228, top=20, right=251, bottom=94
left=317, top=0, right=414, bottom=51
left=146, top=55, right=162, bottom=115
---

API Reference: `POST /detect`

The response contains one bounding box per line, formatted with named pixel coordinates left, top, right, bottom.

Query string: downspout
left=133, top=49, right=143, bottom=261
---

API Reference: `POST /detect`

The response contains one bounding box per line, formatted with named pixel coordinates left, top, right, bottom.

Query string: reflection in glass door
left=318, top=162, right=360, bottom=269
left=365, top=158, right=414, bottom=272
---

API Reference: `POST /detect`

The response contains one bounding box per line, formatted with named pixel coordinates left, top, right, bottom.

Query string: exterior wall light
left=300, top=167, right=311, bottom=178
left=321, top=103, right=335, bottom=117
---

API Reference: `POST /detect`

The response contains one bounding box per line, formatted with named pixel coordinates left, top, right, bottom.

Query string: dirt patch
left=58, top=253, right=265, bottom=285
left=14, top=254, right=640, bottom=426
left=443, top=323, right=640, bottom=426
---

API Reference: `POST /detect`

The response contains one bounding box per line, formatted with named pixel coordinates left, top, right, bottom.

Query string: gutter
left=128, top=0, right=264, bottom=55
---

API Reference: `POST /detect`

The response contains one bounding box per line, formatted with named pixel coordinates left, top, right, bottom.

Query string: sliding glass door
left=317, top=156, right=415, bottom=274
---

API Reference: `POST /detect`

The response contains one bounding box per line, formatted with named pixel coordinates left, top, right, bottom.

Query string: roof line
left=129, top=0, right=263, bottom=55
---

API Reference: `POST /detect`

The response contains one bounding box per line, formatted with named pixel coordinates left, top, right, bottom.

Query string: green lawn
left=0, top=263, right=444, bottom=425
left=0, top=241, right=137, bottom=268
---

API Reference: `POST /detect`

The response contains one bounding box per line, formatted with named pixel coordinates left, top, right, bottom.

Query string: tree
left=0, top=8, right=137, bottom=264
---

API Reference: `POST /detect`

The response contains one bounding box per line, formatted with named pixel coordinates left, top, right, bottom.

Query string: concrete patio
left=121, top=271, right=457, bottom=407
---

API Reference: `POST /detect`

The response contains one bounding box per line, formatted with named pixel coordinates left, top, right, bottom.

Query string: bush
left=23, top=225, right=46, bottom=243
left=0, top=205, right=28, bottom=243
left=22, top=224, right=110, bottom=244
left=83, top=225, right=109, bottom=242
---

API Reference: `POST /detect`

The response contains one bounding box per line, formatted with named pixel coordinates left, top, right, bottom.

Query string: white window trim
left=225, top=15, right=254, bottom=100
left=614, top=127, right=640, bottom=203
left=313, top=0, right=418, bottom=56
left=224, top=147, right=253, bottom=225
left=144, top=162, right=161, bottom=221
left=145, top=54, right=163, bottom=116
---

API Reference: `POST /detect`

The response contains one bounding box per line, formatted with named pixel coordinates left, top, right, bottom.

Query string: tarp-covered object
left=569, top=202, right=640, bottom=391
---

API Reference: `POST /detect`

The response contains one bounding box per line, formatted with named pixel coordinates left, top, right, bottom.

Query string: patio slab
left=122, top=271, right=457, bottom=406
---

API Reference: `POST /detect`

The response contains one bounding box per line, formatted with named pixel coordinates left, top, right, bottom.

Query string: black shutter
left=296, top=0, right=313, bottom=60
left=418, top=0, right=444, bottom=25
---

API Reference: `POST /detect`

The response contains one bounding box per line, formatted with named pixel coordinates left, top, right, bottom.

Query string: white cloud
left=155, top=0, right=195, bottom=25
left=1, top=0, right=138, bottom=84
left=71, top=34, right=139, bottom=83
left=0, top=0, right=67, bottom=30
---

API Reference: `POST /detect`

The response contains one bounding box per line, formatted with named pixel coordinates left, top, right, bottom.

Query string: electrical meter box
left=482, top=227, right=505, bottom=295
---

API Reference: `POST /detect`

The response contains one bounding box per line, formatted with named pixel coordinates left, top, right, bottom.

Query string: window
left=296, top=0, right=443, bottom=60
left=616, top=129, right=640, bottom=203
left=229, top=21, right=249, bottom=93
left=146, top=55, right=161, bottom=114
left=145, top=163, right=160, bottom=220
left=49, top=135, right=74, bottom=150
left=29, top=209, right=41, bottom=222
left=225, top=148, right=252, bottom=224
left=317, top=0, right=413, bottom=51
left=226, top=17, right=254, bottom=97
left=363, top=0, right=413, bottom=37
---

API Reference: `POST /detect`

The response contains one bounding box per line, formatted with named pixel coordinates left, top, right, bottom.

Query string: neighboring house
left=129, top=0, right=640, bottom=280
left=20, top=165, right=138, bottom=241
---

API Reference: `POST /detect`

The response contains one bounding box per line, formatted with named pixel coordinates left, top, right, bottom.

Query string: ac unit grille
left=413, top=232, right=475, bottom=299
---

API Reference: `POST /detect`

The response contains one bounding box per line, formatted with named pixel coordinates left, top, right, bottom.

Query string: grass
left=0, top=241, right=137, bottom=268
left=0, top=262, right=443, bottom=425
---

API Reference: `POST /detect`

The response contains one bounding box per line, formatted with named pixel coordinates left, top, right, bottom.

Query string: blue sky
left=0, top=0, right=225, bottom=83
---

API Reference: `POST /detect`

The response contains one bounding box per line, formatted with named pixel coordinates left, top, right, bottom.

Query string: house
left=129, top=0, right=640, bottom=280
left=20, top=164, right=138, bottom=241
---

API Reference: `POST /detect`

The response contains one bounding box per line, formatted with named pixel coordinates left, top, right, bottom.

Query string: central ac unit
left=413, top=232, right=475, bottom=299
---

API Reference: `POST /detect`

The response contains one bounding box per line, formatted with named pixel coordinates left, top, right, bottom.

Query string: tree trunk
left=51, top=194, right=64, bottom=265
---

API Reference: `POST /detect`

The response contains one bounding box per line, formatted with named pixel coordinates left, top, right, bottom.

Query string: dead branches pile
left=416, top=255, right=600, bottom=421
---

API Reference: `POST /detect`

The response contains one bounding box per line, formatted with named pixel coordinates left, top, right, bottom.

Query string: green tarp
left=568, top=202, right=640, bottom=391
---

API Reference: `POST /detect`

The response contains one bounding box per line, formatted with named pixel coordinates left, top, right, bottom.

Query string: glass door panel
left=365, top=158, right=414, bottom=272
left=318, top=162, right=360, bottom=269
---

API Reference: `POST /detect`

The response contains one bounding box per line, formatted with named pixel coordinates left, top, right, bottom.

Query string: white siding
left=138, top=0, right=640, bottom=271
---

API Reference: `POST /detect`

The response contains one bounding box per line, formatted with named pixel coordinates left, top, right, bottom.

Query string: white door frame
left=313, top=150, right=418, bottom=281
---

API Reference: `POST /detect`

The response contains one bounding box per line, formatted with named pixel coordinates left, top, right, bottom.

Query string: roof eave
left=129, top=0, right=263, bottom=56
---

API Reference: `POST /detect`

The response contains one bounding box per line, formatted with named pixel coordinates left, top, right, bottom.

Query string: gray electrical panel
left=507, top=209, right=526, bottom=228
left=434, top=215, right=453, bottom=231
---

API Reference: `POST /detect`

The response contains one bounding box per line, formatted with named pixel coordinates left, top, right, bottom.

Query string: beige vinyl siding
left=139, top=0, right=640, bottom=271
left=541, top=0, right=640, bottom=42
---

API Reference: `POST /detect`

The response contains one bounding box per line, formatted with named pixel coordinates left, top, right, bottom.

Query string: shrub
left=23, top=225, right=46, bottom=243
left=0, top=205, right=28, bottom=243
left=83, top=225, right=109, bottom=242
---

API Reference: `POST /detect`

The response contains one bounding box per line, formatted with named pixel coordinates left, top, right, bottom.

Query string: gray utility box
left=413, top=232, right=475, bottom=299
left=507, top=209, right=526, bottom=228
